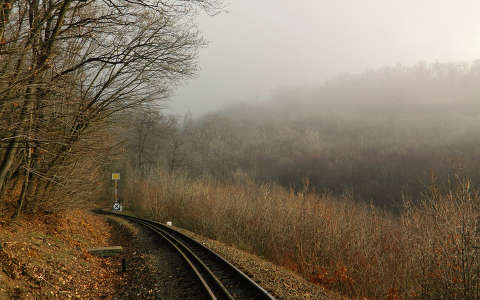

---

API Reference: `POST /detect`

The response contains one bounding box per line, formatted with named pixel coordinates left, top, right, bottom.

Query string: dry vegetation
left=126, top=170, right=480, bottom=299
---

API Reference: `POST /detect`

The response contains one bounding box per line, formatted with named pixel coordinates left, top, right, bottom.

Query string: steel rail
left=138, top=220, right=220, bottom=299
left=132, top=218, right=235, bottom=300
left=98, top=210, right=275, bottom=300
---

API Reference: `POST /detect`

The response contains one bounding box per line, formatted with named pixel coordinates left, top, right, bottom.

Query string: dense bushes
left=143, top=110, right=480, bottom=210
left=128, top=169, right=480, bottom=299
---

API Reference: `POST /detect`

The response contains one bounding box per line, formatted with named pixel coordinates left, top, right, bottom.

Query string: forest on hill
left=122, top=62, right=480, bottom=210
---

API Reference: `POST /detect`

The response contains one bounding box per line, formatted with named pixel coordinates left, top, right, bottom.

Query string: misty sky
left=167, top=0, right=480, bottom=116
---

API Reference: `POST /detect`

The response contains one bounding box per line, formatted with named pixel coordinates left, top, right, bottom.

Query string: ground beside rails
left=96, top=210, right=275, bottom=300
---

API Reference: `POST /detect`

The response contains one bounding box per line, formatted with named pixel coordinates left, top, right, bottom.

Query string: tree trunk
left=0, top=140, right=18, bottom=193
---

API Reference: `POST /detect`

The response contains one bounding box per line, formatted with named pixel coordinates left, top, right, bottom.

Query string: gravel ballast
left=107, top=216, right=210, bottom=299
left=108, top=215, right=342, bottom=299
left=173, top=227, right=341, bottom=300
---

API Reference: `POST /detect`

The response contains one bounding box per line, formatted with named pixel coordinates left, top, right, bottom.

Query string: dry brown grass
left=126, top=170, right=480, bottom=299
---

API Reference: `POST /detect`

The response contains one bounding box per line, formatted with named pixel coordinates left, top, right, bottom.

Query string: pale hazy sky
left=167, top=0, right=480, bottom=115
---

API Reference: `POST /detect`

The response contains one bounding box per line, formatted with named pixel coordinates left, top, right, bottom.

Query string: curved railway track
left=97, top=210, right=275, bottom=300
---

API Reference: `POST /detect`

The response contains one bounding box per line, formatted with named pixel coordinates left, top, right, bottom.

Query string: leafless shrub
left=402, top=175, right=480, bottom=299
left=129, top=169, right=480, bottom=299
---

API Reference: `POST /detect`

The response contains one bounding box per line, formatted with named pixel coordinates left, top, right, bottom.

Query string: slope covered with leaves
left=0, top=210, right=119, bottom=299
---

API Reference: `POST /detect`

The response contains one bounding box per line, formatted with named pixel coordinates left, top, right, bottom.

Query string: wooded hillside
left=123, top=62, right=480, bottom=210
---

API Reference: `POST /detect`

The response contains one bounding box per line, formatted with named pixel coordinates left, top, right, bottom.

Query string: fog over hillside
left=154, top=62, right=480, bottom=210
left=170, top=0, right=480, bottom=116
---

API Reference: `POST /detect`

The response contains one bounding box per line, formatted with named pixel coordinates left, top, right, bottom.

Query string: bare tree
left=0, top=0, right=222, bottom=217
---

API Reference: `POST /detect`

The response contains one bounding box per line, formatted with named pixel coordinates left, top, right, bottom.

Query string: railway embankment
left=0, top=209, right=339, bottom=299
left=105, top=213, right=338, bottom=299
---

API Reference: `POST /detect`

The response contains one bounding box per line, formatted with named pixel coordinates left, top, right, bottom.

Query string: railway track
left=97, top=210, right=275, bottom=300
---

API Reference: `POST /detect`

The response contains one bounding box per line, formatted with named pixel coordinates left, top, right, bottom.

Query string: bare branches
left=0, top=0, right=221, bottom=216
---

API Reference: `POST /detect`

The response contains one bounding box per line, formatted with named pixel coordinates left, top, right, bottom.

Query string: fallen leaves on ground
left=0, top=209, right=121, bottom=299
